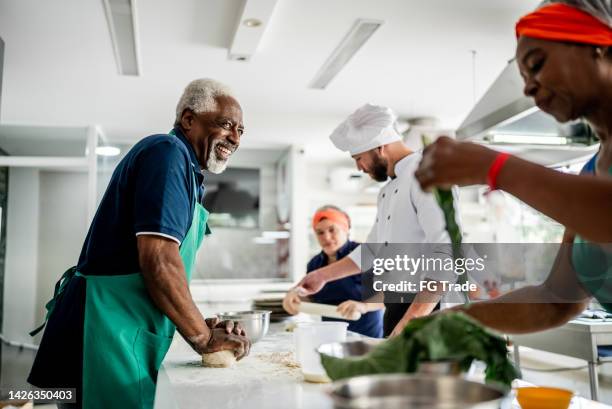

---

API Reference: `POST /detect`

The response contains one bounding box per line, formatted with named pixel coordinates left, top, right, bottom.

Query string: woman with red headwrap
left=414, top=0, right=612, bottom=334
left=282, top=205, right=384, bottom=338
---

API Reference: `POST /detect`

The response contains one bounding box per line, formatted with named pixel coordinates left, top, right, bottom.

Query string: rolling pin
left=298, top=302, right=361, bottom=321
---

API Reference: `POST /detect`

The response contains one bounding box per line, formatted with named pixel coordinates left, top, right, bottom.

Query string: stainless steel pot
left=329, top=374, right=505, bottom=409
left=217, top=310, right=271, bottom=343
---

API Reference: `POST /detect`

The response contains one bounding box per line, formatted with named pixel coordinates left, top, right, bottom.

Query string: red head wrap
left=312, top=209, right=350, bottom=232
left=516, top=3, right=612, bottom=46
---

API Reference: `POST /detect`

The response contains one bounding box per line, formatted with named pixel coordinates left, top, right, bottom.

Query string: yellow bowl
left=516, top=386, right=573, bottom=409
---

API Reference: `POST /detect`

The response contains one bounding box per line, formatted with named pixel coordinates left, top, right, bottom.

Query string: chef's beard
left=206, top=139, right=231, bottom=174
left=370, top=155, right=389, bottom=182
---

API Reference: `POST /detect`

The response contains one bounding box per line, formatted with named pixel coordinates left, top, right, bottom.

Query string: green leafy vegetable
left=320, top=312, right=518, bottom=388
left=422, top=135, right=469, bottom=304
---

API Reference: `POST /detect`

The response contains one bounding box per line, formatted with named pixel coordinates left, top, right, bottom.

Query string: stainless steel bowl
left=318, top=341, right=463, bottom=376
left=317, top=340, right=383, bottom=358
left=217, top=310, right=271, bottom=343
left=329, top=374, right=505, bottom=409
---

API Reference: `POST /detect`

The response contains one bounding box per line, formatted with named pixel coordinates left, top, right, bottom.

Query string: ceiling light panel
left=102, top=0, right=140, bottom=76
left=310, top=19, right=384, bottom=90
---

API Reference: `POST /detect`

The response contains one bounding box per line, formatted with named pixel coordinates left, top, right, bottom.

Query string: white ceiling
left=0, top=0, right=540, bottom=160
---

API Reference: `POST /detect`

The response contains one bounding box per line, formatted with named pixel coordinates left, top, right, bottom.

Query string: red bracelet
left=487, top=153, right=511, bottom=191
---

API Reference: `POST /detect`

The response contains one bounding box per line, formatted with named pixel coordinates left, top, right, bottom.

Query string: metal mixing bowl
left=217, top=310, right=271, bottom=343
left=317, top=340, right=463, bottom=376
left=317, top=339, right=383, bottom=358
left=329, top=374, right=505, bottom=409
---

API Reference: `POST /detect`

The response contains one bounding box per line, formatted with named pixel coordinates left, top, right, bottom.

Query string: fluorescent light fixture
left=95, top=146, right=121, bottom=157
left=262, top=231, right=290, bottom=239
left=309, top=19, right=384, bottom=89
left=487, top=134, right=568, bottom=145
left=102, top=0, right=141, bottom=75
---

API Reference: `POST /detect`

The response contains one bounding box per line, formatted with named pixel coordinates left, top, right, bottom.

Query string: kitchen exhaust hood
left=456, top=59, right=599, bottom=168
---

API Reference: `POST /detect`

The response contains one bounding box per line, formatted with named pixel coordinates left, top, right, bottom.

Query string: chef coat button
left=376, top=218, right=379, bottom=222
left=394, top=189, right=398, bottom=194
left=382, top=193, right=386, bottom=198
left=387, top=215, right=391, bottom=220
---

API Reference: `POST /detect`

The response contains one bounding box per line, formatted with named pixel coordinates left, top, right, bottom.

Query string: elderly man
left=294, top=104, right=459, bottom=337
left=28, top=79, right=250, bottom=409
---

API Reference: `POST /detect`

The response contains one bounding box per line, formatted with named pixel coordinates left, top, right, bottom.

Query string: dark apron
left=383, top=293, right=440, bottom=337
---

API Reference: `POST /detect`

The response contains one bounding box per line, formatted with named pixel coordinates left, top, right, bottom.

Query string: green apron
left=79, top=197, right=208, bottom=409
left=33, top=174, right=209, bottom=408
left=572, top=164, right=612, bottom=312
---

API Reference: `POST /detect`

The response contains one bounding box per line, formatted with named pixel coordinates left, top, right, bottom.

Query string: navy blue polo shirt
left=77, top=127, right=205, bottom=275
left=308, top=240, right=383, bottom=338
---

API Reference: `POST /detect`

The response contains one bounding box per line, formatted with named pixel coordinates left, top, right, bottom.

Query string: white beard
left=206, top=142, right=229, bottom=174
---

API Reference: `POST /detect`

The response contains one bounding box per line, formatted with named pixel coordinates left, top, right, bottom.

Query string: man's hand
left=295, top=270, right=327, bottom=296
left=282, top=290, right=302, bottom=315
left=205, top=317, right=247, bottom=336
left=190, top=329, right=251, bottom=360
left=415, top=136, right=497, bottom=191
left=389, top=288, right=441, bottom=338
left=389, top=317, right=410, bottom=338
left=336, top=300, right=367, bottom=320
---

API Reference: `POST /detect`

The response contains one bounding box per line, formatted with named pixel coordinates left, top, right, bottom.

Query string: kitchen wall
left=3, top=169, right=39, bottom=343
left=35, top=171, right=88, bottom=329
left=2, top=169, right=88, bottom=344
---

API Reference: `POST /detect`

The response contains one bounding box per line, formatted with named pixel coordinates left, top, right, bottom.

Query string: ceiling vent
left=309, top=19, right=383, bottom=89
left=102, top=0, right=141, bottom=76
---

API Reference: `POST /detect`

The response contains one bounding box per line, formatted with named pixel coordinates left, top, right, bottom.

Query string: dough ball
left=201, top=350, right=236, bottom=368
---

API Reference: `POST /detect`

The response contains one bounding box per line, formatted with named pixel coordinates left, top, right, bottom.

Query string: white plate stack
left=252, top=292, right=291, bottom=322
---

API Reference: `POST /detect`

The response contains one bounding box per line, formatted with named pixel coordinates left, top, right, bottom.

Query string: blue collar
left=171, top=127, right=204, bottom=184
left=319, top=240, right=356, bottom=264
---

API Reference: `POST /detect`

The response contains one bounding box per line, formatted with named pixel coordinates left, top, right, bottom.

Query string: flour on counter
left=255, top=351, right=300, bottom=368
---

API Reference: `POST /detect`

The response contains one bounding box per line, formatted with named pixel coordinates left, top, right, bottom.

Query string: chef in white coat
left=297, top=104, right=459, bottom=337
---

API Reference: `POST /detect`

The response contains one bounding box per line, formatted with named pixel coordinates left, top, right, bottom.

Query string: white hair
left=175, top=78, right=236, bottom=124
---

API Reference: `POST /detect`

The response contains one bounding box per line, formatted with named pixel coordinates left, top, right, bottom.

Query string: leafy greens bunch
left=320, top=312, right=518, bottom=388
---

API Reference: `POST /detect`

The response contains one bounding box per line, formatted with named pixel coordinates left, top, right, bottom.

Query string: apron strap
left=30, top=266, right=78, bottom=336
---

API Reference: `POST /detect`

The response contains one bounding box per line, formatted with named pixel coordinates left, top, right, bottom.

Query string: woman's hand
left=282, top=290, right=302, bottom=315
left=415, top=137, right=498, bottom=191
left=336, top=300, right=367, bottom=320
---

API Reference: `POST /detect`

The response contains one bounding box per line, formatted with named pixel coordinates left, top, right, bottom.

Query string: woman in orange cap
left=415, top=0, right=612, bottom=332
left=283, top=205, right=384, bottom=338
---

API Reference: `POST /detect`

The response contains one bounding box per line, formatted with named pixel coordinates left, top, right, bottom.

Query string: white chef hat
left=329, top=104, right=402, bottom=156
